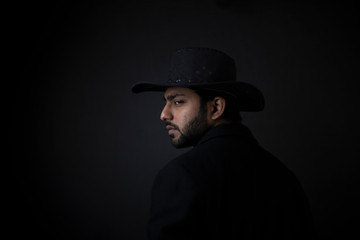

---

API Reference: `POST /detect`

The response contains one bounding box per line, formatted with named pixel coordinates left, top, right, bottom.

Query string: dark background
left=8, top=1, right=359, bottom=239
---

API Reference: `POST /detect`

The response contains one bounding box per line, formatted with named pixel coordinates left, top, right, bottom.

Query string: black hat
left=131, top=47, right=264, bottom=112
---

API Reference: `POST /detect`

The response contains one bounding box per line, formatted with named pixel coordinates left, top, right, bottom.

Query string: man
left=132, top=48, right=316, bottom=239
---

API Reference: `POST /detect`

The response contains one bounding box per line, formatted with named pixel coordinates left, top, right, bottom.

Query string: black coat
left=148, top=123, right=316, bottom=240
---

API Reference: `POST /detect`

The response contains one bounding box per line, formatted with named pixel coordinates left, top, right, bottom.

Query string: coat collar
left=197, top=122, right=258, bottom=146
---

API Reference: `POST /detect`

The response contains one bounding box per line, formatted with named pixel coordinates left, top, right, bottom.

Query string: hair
left=192, top=88, right=242, bottom=122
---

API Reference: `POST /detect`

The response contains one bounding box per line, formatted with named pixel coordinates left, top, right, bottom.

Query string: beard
left=166, top=109, right=210, bottom=148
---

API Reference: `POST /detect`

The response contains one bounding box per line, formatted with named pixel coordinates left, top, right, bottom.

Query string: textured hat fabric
left=131, top=47, right=264, bottom=112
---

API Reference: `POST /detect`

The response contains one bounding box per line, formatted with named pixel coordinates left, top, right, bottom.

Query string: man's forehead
left=164, top=87, right=193, bottom=97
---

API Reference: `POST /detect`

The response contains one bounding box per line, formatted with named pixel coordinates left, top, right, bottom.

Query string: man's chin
left=170, top=138, right=181, bottom=148
left=170, top=136, right=192, bottom=149
left=171, top=141, right=188, bottom=149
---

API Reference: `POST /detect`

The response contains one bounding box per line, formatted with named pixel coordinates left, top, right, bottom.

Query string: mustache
left=165, top=122, right=180, bottom=131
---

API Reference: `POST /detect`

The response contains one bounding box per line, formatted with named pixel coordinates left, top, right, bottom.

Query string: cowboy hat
left=131, top=47, right=264, bottom=112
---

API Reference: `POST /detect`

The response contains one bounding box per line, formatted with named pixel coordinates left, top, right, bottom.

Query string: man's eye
left=174, top=100, right=184, bottom=105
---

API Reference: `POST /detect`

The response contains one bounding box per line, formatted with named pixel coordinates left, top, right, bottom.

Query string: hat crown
left=168, top=48, right=236, bottom=84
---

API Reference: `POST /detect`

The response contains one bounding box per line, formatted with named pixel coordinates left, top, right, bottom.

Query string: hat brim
left=131, top=81, right=264, bottom=112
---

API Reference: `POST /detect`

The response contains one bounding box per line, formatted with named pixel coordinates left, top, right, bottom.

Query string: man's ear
left=209, top=97, right=226, bottom=120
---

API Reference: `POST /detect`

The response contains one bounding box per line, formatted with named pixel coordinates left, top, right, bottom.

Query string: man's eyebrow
left=163, top=93, right=186, bottom=101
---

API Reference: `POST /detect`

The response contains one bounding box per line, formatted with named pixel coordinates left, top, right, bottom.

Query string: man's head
left=132, top=47, right=264, bottom=146
left=160, top=87, right=237, bottom=148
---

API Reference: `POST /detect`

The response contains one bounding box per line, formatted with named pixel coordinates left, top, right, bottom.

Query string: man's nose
left=160, top=104, right=173, bottom=122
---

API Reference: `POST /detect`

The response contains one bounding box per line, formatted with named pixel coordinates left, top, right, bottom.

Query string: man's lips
left=166, top=125, right=175, bottom=130
left=165, top=123, right=179, bottom=135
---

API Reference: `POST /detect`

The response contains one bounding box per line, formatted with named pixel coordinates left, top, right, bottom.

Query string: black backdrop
left=9, top=1, right=359, bottom=239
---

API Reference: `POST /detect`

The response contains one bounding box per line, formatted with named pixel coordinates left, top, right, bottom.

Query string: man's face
left=160, top=87, right=210, bottom=148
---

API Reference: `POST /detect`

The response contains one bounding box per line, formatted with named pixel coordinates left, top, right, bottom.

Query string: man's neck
left=212, top=118, right=234, bottom=127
